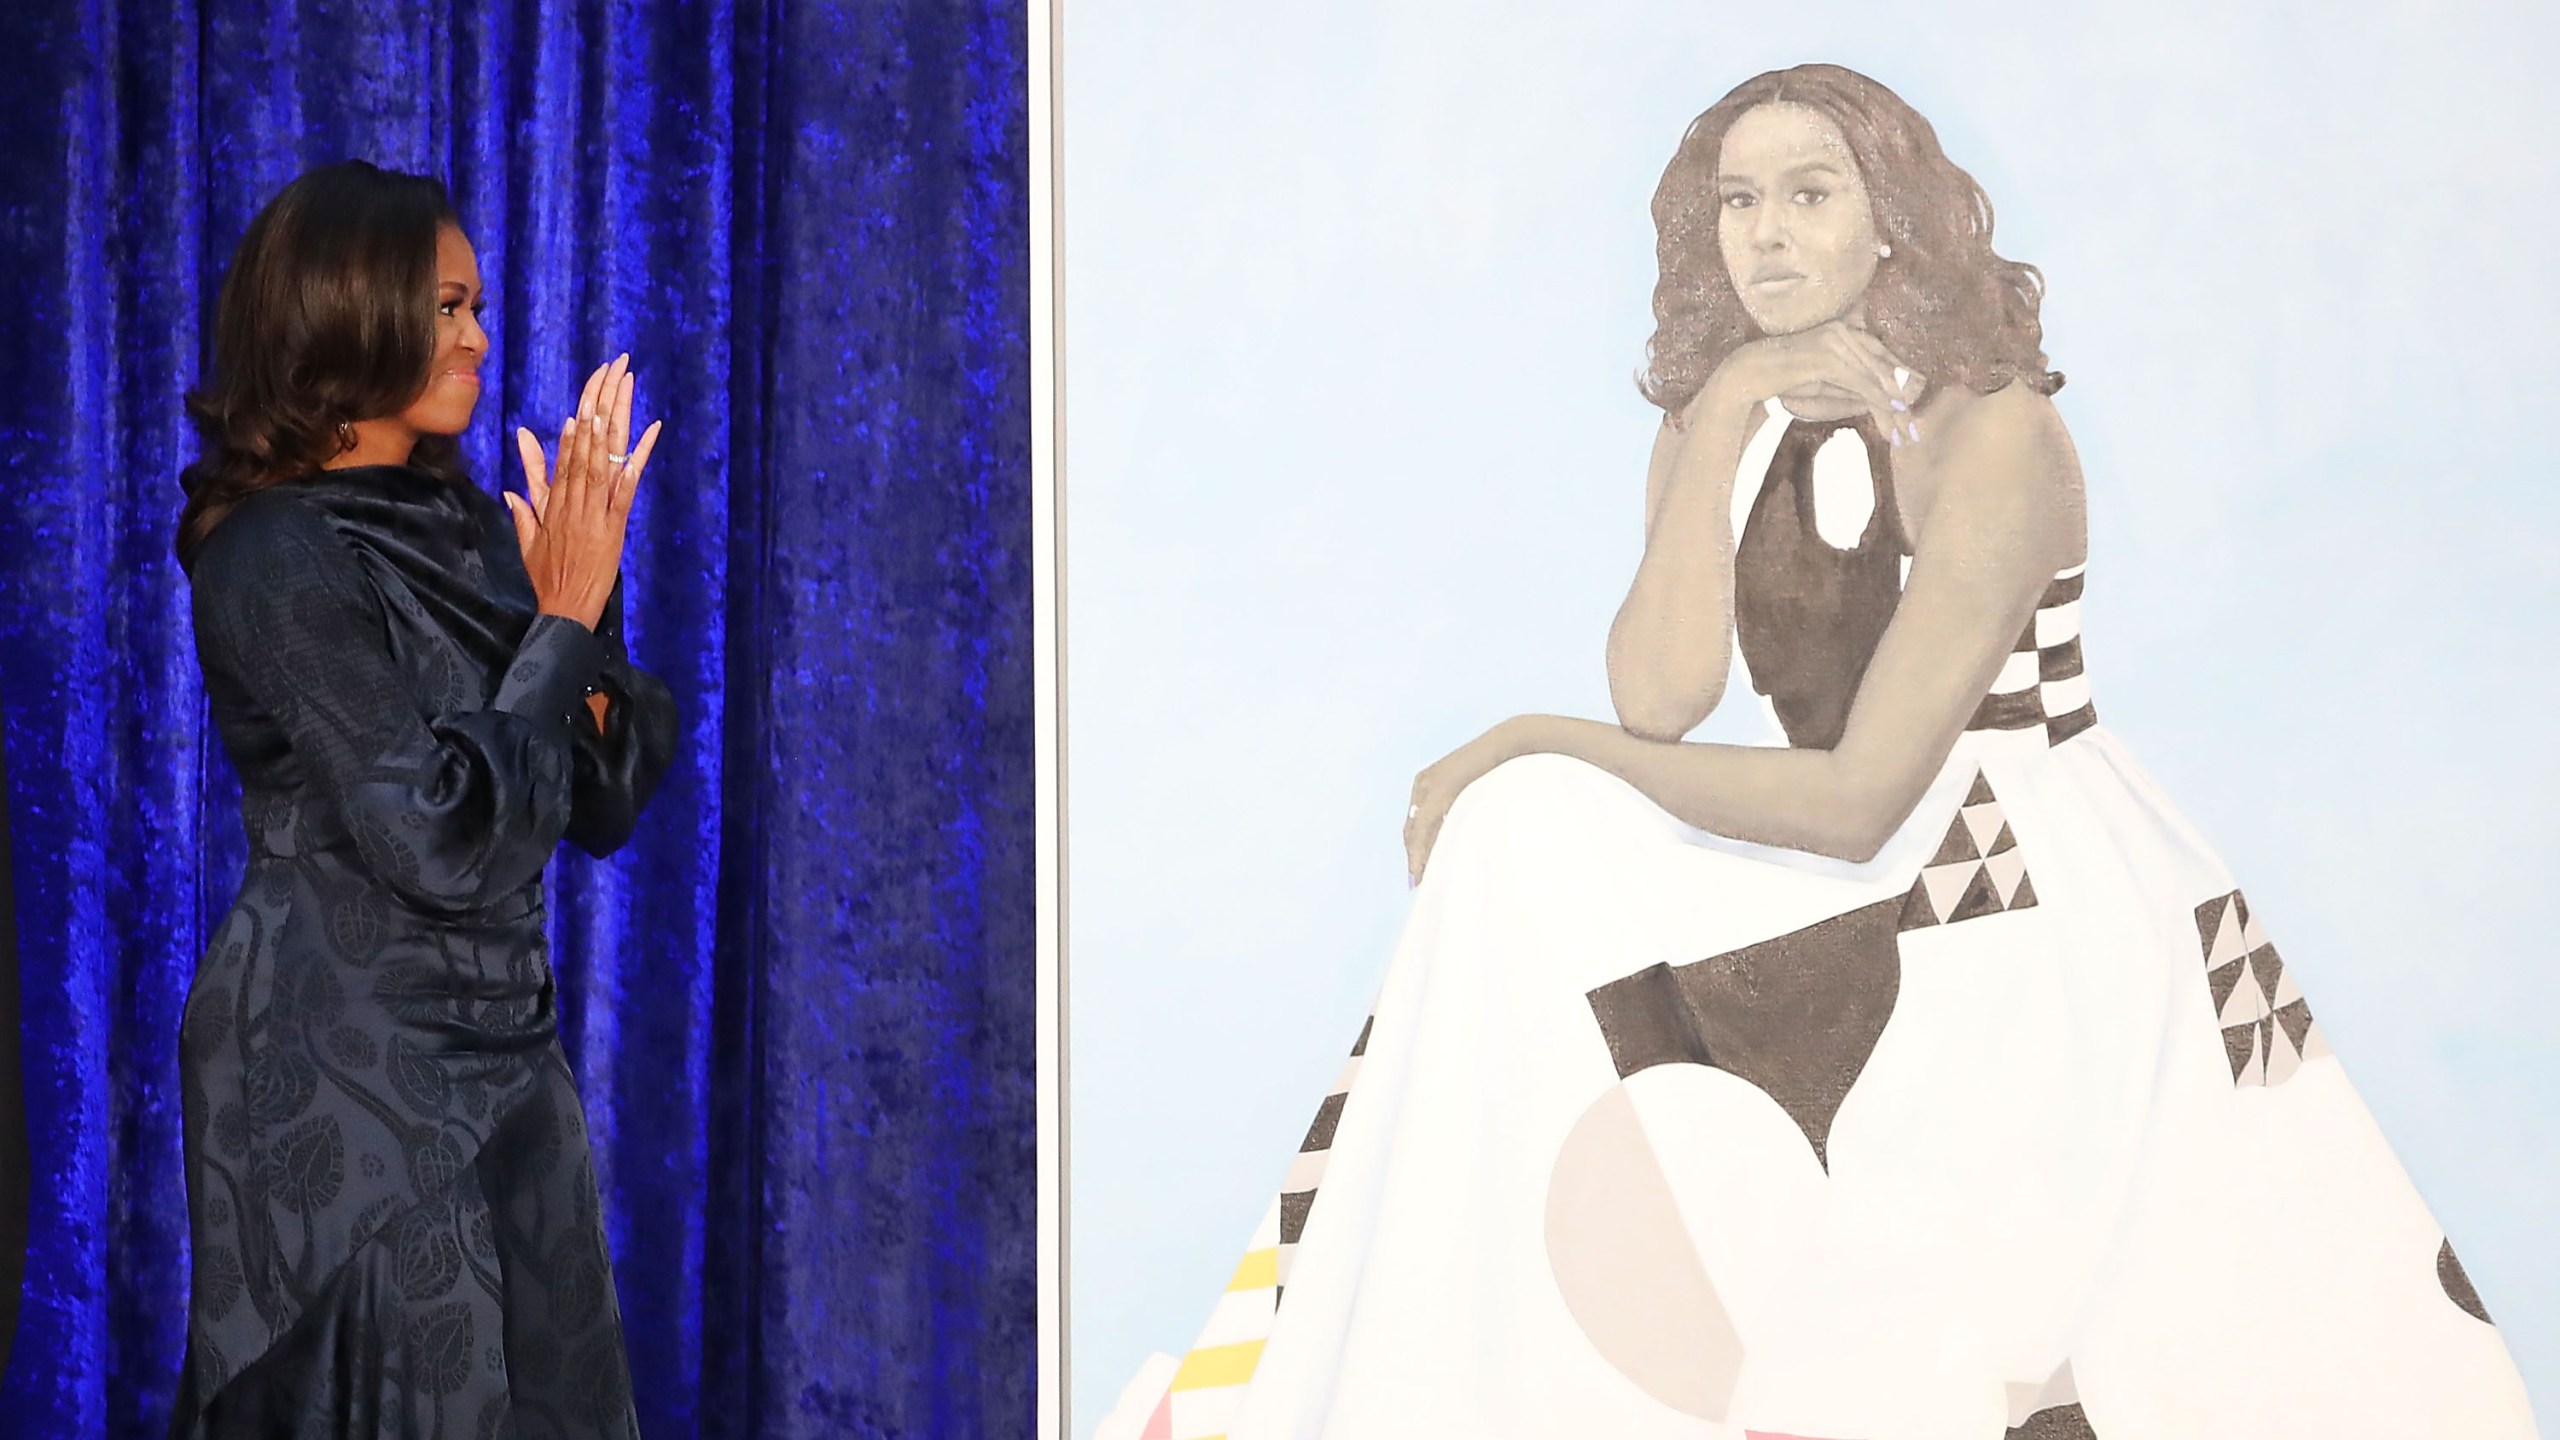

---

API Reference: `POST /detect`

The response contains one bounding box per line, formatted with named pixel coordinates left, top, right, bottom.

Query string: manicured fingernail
left=1890, top=398, right=1908, bottom=411
left=1909, top=419, right=1922, bottom=442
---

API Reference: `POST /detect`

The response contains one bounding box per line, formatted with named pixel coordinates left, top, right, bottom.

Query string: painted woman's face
left=397, top=225, right=487, bottom=436
left=1714, top=102, right=1883, bottom=336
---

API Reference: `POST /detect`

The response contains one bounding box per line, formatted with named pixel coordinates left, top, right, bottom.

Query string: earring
left=1876, top=242, right=1893, bottom=260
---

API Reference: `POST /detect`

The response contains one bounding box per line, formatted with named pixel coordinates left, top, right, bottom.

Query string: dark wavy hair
left=176, top=160, right=466, bottom=570
left=1639, top=64, right=2061, bottom=416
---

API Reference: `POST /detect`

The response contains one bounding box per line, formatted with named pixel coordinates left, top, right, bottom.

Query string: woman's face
left=1714, top=102, right=1883, bottom=336
left=396, top=224, right=487, bottom=435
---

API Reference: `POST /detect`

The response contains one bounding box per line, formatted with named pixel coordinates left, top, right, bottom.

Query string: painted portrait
left=1049, top=3, right=2557, bottom=1435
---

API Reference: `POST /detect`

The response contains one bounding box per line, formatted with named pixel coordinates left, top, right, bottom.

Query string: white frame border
left=1031, top=0, right=1069, bottom=1433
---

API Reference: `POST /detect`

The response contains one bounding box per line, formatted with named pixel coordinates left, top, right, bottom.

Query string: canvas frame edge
left=1031, top=0, right=1070, bottom=1433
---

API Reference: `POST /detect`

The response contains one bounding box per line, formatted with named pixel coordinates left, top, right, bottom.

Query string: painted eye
left=1794, top=189, right=1827, bottom=205
left=1722, top=192, right=1756, bottom=210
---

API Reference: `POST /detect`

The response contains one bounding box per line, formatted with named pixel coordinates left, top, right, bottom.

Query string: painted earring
left=1876, top=242, right=1893, bottom=260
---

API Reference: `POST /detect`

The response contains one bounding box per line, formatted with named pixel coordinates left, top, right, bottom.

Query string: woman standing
left=173, top=160, right=676, bottom=1438
left=1107, top=65, right=2535, bottom=1440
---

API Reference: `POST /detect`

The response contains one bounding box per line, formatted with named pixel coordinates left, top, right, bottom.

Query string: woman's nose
left=1751, top=201, right=1789, bottom=250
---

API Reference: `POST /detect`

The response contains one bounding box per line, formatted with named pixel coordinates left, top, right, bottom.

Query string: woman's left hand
left=1405, top=717, right=1535, bottom=886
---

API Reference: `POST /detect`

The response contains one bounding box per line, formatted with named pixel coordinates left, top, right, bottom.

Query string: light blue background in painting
left=1063, top=2, right=2559, bottom=1432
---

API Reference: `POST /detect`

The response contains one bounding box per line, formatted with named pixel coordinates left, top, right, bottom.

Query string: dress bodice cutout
left=1729, top=397, right=2095, bottom=749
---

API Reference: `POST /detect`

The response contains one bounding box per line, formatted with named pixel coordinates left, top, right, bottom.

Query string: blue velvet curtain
left=0, top=2, right=1034, bottom=1435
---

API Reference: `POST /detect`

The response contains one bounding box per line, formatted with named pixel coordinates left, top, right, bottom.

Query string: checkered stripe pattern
left=1969, top=565, right=2098, bottom=745
left=1129, top=1017, right=1372, bottom=1440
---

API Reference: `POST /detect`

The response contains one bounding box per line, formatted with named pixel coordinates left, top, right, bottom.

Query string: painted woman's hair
left=1639, top=64, right=2061, bottom=416
left=176, top=159, right=465, bottom=570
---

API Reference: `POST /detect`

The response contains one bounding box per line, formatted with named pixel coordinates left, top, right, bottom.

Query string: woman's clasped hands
left=506, top=352, right=662, bottom=631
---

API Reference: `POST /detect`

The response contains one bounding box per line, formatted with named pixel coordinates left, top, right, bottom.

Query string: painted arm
left=1607, top=326, right=1930, bottom=742
left=1603, top=398, right=1757, bottom=740
left=1412, top=385, right=2082, bottom=873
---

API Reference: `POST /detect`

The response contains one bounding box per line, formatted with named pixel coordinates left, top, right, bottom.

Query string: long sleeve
left=565, top=579, right=679, bottom=858
left=193, top=499, right=605, bottom=914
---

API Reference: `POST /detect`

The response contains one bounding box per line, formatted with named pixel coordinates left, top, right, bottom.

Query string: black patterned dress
left=174, top=464, right=677, bottom=1439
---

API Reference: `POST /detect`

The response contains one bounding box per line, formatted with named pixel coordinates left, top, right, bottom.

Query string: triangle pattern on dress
left=2207, top=903, right=2246, bottom=968
left=2206, top=958, right=2247, bottom=1018
left=1929, top=818, right=1982, bottom=867
left=2233, top=1028, right=2266, bottom=1087
left=2193, top=888, right=2329, bottom=1090
left=1921, top=863, right=1977, bottom=924
left=2222, top=1022, right=2259, bottom=1084
left=2271, top=964, right=2304, bottom=1010
left=1900, top=769, right=2037, bottom=933
left=2274, top=998, right=2316, bottom=1053
left=2263, top=1027, right=2302, bottom=1086
left=1946, top=865, right=2005, bottom=925
left=2193, top=895, right=2230, bottom=960
left=1983, top=847, right=2030, bottom=908
left=2248, top=945, right=2285, bottom=1003
left=2218, top=964, right=2267, bottom=1030
left=1961, top=803, right=2007, bottom=858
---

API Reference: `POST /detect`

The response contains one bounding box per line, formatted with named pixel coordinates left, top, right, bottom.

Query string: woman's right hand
left=1691, top=321, right=1924, bottom=444
left=505, top=354, right=663, bottom=631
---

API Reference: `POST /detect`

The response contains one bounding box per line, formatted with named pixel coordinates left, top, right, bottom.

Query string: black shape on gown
left=1730, top=415, right=1908, bottom=751
left=174, top=465, right=677, bottom=1439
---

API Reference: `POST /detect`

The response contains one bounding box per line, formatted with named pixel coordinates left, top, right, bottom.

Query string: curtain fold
left=0, top=2, right=1034, bottom=1436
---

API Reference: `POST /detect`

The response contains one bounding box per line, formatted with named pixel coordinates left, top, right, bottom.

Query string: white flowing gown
left=1098, top=401, right=2538, bottom=1440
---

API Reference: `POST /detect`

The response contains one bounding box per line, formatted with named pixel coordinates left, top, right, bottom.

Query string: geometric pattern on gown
left=1901, top=769, right=2040, bottom=930
left=1586, top=769, right=2034, bottom=1169
left=1588, top=900, right=1901, bottom=1172
left=1101, top=407, right=2541, bottom=1433
left=2192, top=889, right=2327, bottom=1088
left=1968, top=566, right=2099, bottom=747
left=2438, top=1239, right=2495, bottom=1326
left=2008, top=1399, right=2102, bottom=1438
left=1127, top=1018, right=1373, bottom=1440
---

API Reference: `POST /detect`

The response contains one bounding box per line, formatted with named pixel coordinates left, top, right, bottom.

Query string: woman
left=173, top=160, right=677, bottom=1438
left=1106, top=66, right=2535, bottom=1440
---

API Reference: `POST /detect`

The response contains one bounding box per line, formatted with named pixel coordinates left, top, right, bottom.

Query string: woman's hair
left=1639, top=64, right=2061, bottom=415
left=176, top=160, right=466, bottom=570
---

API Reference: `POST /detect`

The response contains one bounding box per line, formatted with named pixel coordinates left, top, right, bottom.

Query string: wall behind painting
left=1065, top=1, right=2558, bottom=1431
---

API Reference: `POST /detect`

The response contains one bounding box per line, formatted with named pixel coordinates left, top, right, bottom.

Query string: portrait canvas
left=1044, top=2, right=2557, bottom=1435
